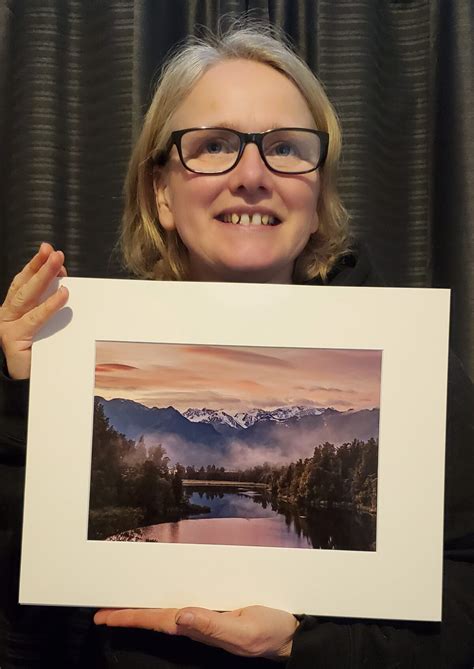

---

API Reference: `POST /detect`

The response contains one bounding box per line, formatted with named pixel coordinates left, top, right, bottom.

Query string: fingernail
left=176, top=612, right=194, bottom=626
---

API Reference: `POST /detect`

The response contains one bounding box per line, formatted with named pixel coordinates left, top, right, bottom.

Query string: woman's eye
left=200, top=139, right=234, bottom=155
left=269, top=142, right=297, bottom=157
left=205, top=141, right=224, bottom=154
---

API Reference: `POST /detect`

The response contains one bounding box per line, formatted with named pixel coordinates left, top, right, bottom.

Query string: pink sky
left=94, top=341, right=382, bottom=412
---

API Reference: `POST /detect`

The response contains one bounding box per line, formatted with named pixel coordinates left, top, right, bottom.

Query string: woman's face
left=155, top=59, right=321, bottom=283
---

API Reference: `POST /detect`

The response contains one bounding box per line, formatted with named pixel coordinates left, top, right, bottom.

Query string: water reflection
left=108, top=485, right=376, bottom=550
left=188, top=487, right=375, bottom=550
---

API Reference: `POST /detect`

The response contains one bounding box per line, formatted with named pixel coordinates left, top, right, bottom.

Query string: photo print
left=89, top=342, right=382, bottom=551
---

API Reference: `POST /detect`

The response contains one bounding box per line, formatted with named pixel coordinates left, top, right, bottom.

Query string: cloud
left=95, top=363, right=138, bottom=372
left=94, top=342, right=382, bottom=413
left=306, top=385, right=357, bottom=395
left=182, top=345, right=293, bottom=369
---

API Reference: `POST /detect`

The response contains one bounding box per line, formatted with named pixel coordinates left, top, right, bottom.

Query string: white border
left=20, top=278, right=450, bottom=620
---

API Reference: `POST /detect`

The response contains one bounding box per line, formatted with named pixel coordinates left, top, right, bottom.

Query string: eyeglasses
left=156, top=127, right=329, bottom=175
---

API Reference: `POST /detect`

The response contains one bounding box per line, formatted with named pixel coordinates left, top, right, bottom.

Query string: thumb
left=175, top=608, right=248, bottom=648
left=175, top=608, right=218, bottom=636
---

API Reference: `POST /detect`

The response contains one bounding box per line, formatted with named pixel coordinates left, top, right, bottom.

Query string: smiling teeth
left=223, top=213, right=276, bottom=225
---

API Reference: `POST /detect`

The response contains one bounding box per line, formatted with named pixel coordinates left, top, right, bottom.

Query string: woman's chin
left=209, top=261, right=293, bottom=284
left=187, top=247, right=295, bottom=283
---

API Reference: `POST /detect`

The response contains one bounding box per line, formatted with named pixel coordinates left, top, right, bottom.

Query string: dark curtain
left=0, top=0, right=472, bottom=378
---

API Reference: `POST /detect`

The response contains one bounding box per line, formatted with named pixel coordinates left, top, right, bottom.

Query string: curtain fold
left=433, top=0, right=473, bottom=379
left=0, top=0, right=472, bottom=377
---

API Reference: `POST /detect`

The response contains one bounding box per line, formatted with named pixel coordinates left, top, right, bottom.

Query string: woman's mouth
left=215, top=212, right=281, bottom=226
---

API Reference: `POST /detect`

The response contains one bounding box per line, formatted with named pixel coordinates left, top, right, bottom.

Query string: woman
left=0, top=23, right=473, bottom=668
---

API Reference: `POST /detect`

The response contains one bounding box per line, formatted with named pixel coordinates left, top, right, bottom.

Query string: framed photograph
left=20, top=279, right=450, bottom=621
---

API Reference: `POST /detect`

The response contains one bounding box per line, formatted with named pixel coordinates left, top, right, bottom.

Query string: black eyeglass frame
left=156, top=127, right=329, bottom=175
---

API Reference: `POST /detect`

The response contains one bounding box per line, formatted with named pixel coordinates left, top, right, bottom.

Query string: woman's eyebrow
left=197, top=122, right=283, bottom=131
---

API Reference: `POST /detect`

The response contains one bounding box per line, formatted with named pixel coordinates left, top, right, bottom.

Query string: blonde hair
left=121, top=21, right=350, bottom=282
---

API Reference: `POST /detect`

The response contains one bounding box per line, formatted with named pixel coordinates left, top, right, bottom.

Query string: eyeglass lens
left=180, top=129, right=322, bottom=174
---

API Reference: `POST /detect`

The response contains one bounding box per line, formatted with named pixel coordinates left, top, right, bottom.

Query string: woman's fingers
left=2, top=244, right=53, bottom=306
left=20, top=285, right=69, bottom=337
left=2, top=250, right=65, bottom=321
left=94, top=608, right=180, bottom=635
left=0, top=244, right=69, bottom=380
left=1, top=285, right=69, bottom=380
left=2, top=243, right=66, bottom=312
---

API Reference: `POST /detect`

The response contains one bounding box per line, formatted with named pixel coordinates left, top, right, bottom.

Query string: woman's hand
left=0, top=243, right=68, bottom=380
left=94, top=605, right=299, bottom=661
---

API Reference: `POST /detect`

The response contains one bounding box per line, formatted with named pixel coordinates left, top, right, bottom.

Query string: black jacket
left=1, top=247, right=473, bottom=668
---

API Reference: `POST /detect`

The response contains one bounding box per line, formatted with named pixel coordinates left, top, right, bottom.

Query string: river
left=107, top=485, right=376, bottom=550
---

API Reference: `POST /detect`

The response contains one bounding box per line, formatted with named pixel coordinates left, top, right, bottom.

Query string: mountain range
left=96, top=397, right=379, bottom=469
left=183, top=405, right=326, bottom=429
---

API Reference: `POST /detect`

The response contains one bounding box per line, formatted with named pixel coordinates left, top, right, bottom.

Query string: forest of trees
left=88, top=400, right=206, bottom=539
left=184, top=440, right=378, bottom=513
left=269, top=439, right=377, bottom=512
left=89, top=399, right=378, bottom=540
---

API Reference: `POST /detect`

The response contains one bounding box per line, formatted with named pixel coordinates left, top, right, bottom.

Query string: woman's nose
left=227, top=143, right=273, bottom=194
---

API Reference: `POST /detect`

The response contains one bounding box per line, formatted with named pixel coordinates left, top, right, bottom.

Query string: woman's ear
left=153, top=168, right=175, bottom=231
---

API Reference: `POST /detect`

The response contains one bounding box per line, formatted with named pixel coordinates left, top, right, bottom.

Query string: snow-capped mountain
left=183, top=408, right=242, bottom=430
left=96, top=397, right=225, bottom=449
left=262, top=405, right=325, bottom=421
left=182, top=406, right=326, bottom=429
left=213, top=405, right=326, bottom=428
left=234, top=410, right=272, bottom=427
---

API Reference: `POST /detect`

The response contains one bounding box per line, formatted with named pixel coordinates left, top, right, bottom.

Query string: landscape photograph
left=88, top=342, right=382, bottom=551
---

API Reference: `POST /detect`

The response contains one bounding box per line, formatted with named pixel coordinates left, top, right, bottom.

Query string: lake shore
left=183, top=479, right=269, bottom=488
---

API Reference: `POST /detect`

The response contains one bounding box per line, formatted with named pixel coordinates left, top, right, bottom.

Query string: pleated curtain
left=0, top=0, right=472, bottom=377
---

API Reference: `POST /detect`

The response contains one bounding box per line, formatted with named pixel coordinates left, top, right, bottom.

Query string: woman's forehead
left=171, top=59, right=316, bottom=131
